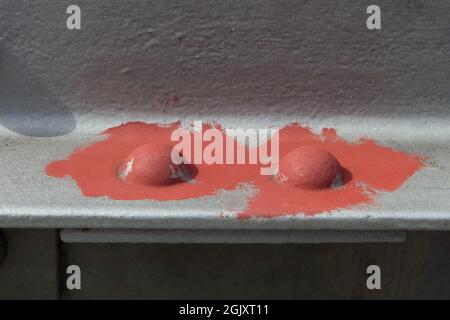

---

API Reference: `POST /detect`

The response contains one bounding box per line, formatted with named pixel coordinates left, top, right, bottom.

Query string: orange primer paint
left=46, top=122, right=425, bottom=218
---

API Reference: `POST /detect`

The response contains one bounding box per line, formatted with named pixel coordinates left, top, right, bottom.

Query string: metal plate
left=0, top=1, right=449, bottom=231
left=60, top=229, right=407, bottom=243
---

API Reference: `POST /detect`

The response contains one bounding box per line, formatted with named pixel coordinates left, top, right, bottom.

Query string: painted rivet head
left=118, top=143, right=189, bottom=186
left=277, top=146, right=342, bottom=189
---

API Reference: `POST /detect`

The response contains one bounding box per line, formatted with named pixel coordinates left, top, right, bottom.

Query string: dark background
left=1, top=230, right=450, bottom=299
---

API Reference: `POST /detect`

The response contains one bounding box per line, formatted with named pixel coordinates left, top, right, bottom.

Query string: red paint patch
left=46, top=122, right=424, bottom=218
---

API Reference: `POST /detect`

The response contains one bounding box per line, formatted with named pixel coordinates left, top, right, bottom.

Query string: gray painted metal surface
left=0, top=1, right=449, bottom=232
left=60, top=229, right=407, bottom=243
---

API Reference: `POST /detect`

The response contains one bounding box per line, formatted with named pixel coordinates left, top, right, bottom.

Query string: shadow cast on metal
left=0, top=231, right=6, bottom=266
left=0, top=45, right=76, bottom=137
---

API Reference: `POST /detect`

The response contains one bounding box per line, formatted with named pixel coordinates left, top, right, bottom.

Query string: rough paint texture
left=46, top=122, right=424, bottom=218
left=0, top=1, right=448, bottom=229
left=1, top=1, right=449, bottom=139
left=277, top=146, right=342, bottom=189
left=118, top=143, right=190, bottom=186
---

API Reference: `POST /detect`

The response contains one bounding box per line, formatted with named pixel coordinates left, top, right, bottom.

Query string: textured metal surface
left=0, top=1, right=449, bottom=231
left=60, top=229, right=407, bottom=243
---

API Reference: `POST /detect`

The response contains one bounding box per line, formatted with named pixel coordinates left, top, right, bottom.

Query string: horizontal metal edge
left=60, top=229, right=407, bottom=244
